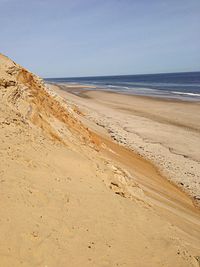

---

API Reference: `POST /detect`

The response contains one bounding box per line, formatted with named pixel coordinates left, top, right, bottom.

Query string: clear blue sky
left=1, top=0, right=200, bottom=77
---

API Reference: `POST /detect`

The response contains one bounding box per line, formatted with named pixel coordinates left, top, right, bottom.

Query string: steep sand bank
left=1, top=54, right=200, bottom=266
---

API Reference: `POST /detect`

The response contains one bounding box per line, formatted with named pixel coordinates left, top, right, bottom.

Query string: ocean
left=45, top=72, right=200, bottom=101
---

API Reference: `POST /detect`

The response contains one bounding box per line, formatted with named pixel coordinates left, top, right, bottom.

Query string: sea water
left=45, top=72, right=200, bottom=101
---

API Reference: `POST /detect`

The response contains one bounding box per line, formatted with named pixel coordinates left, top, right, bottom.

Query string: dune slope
left=0, top=54, right=200, bottom=267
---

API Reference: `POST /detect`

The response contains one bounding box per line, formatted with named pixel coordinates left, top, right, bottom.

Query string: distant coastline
left=45, top=71, right=200, bottom=101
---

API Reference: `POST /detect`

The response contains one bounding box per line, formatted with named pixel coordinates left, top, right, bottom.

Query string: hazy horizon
left=45, top=70, right=200, bottom=79
left=1, top=0, right=200, bottom=77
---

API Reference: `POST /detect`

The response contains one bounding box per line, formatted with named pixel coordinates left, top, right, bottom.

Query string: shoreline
left=49, top=83, right=200, bottom=205
left=46, top=81, right=200, bottom=102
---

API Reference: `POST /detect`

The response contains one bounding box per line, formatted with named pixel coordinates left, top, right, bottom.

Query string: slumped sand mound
left=0, top=54, right=200, bottom=267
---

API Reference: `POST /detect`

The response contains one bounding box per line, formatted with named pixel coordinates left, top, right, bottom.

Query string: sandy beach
left=1, top=54, right=200, bottom=266
left=52, top=84, right=200, bottom=203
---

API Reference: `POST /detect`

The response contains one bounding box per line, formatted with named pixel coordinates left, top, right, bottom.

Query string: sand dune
left=1, top=54, right=200, bottom=266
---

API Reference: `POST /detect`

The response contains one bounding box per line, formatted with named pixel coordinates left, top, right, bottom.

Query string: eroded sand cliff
left=0, top=54, right=200, bottom=267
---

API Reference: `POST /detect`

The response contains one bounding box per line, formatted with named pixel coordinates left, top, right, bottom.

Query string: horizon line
left=44, top=70, right=200, bottom=80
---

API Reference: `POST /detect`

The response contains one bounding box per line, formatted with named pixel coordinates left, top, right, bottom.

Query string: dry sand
left=1, top=54, right=200, bottom=267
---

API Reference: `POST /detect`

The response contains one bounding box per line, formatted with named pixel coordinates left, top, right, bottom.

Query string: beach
left=51, top=84, right=200, bottom=203
left=1, top=54, right=200, bottom=266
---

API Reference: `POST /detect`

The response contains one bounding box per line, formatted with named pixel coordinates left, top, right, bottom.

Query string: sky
left=1, top=0, right=200, bottom=77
